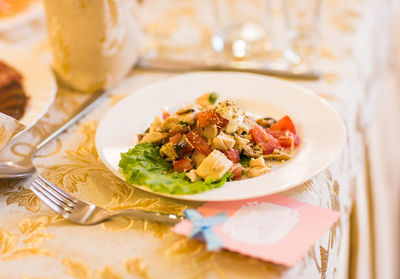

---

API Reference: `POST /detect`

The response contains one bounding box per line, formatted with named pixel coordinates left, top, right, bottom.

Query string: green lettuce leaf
left=119, top=142, right=232, bottom=195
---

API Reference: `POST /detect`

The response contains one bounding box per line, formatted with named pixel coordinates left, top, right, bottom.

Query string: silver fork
left=30, top=175, right=184, bottom=225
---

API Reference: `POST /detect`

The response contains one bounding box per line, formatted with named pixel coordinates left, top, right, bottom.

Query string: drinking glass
left=212, top=0, right=272, bottom=59
left=136, top=0, right=216, bottom=62
left=44, top=0, right=142, bottom=92
left=282, top=0, right=322, bottom=71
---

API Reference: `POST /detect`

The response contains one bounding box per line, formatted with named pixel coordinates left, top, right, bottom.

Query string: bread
left=0, top=61, right=27, bottom=120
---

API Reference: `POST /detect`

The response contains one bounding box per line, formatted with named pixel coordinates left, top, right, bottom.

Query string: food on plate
left=119, top=93, right=300, bottom=195
left=0, top=0, right=38, bottom=18
left=0, top=60, right=28, bottom=120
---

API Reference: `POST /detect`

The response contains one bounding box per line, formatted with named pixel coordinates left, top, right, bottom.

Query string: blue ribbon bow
left=184, top=209, right=228, bottom=251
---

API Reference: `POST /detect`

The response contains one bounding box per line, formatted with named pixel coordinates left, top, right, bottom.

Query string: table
left=0, top=0, right=398, bottom=278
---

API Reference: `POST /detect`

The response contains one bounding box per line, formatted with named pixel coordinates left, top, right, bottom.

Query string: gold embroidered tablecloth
left=0, top=0, right=397, bottom=278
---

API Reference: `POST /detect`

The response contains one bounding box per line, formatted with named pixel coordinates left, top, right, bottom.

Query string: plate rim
left=0, top=42, right=57, bottom=131
left=96, top=71, right=346, bottom=201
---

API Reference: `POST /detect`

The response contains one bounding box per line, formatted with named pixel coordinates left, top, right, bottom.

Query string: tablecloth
left=0, top=0, right=398, bottom=278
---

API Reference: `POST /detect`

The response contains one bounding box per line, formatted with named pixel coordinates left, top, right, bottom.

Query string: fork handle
left=112, top=209, right=185, bottom=225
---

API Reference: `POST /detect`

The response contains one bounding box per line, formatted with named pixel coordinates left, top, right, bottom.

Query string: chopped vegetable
left=162, top=111, right=170, bottom=120
left=195, top=110, right=229, bottom=128
left=179, top=120, right=190, bottom=126
left=249, top=125, right=281, bottom=155
left=239, top=155, right=251, bottom=167
left=231, top=164, right=244, bottom=180
left=208, top=92, right=218, bottom=104
left=224, top=149, right=240, bottom=163
left=186, top=130, right=212, bottom=156
left=173, top=158, right=193, bottom=173
left=267, top=130, right=299, bottom=147
left=175, top=139, right=194, bottom=157
left=120, top=94, right=299, bottom=195
left=277, top=136, right=295, bottom=148
left=169, top=133, right=181, bottom=144
left=269, top=115, right=296, bottom=134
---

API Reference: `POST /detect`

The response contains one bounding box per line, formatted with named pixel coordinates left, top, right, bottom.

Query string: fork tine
left=34, top=178, right=76, bottom=208
left=32, top=180, right=74, bottom=212
left=30, top=184, right=70, bottom=217
left=38, top=175, right=77, bottom=204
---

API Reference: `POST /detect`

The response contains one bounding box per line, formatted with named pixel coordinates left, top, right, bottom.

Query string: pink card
left=173, top=194, right=340, bottom=266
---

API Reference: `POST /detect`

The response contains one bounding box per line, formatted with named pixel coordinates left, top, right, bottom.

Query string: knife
left=137, top=57, right=321, bottom=80
left=36, top=90, right=109, bottom=150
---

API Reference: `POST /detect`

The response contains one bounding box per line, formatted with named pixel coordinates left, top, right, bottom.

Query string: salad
left=119, top=93, right=299, bottom=195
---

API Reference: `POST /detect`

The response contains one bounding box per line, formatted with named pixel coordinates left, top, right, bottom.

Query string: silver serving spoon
left=0, top=90, right=108, bottom=179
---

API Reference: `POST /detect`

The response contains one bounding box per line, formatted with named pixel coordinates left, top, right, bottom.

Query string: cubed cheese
left=215, top=100, right=250, bottom=134
left=212, top=133, right=235, bottom=151
left=249, top=157, right=266, bottom=168
left=200, top=125, right=218, bottom=140
left=212, top=136, right=227, bottom=151
left=192, top=150, right=206, bottom=168
left=186, top=170, right=201, bottom=182
left=219, top=133, right=235, bottom=149
left=246, top=166, right=270, bottom=178
left=196, top=150, right=233, bottom=181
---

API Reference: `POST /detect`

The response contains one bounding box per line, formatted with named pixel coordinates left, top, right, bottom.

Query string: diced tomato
left=249, top=125, right=281, bottom=155
left=265, top=129, right=284, bottom=138
left=195, top=110, right=229, bottom=128
left=266, top=130, right=299, bottom=147
left=224, top=149, right=240, bottom=163
left=269, top=115, right=296, bottom=134
left=186, top=130, right=212, bottom=156
left=169, top=133, right=182, bottom=144
left=277, top=136, right=296, bottom=148
left=231, top=164, right=244, bottom=180
left=162, top=111, right=170, bottom=120
left=173, top=158, right=193, bottom=173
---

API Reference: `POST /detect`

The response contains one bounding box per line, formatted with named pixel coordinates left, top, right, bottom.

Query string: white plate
left=96, top=72, right=346, bottom=202
left=0, top=42, right=57, bottom=129
left=0, top=2, right=44, bottom=33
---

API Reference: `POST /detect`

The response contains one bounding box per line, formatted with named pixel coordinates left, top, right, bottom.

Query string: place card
left=174, top=194, right=340, bottom=266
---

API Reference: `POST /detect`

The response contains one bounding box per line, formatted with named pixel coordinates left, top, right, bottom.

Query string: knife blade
left=136, top=57, right=321, bottom=80
left=36, top=90, right=109, bottom=150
